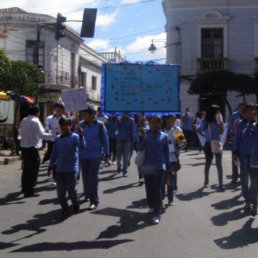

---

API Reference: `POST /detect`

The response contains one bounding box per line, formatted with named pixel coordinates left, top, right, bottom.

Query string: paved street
left=0, top=150, right=257, bottom=258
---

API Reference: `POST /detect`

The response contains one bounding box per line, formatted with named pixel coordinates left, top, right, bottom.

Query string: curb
left=0, top=157, right=21, bottom=165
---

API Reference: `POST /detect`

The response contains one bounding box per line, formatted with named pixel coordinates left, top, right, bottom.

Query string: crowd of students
left=19, top=102, right=258, bottom=224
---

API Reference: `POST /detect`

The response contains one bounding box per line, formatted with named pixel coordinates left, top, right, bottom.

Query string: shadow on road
left=211, top=194, right=243, bottom=210
left=11, top=239, right=134, bottom=252
left=1, top=209, right=63, bottom=240
left=214, top=218, right=258, bottom=249
left=177, top=187, right=214, bottom=201
left=0, top=191, right=25, bottom=206
left=0, top=241, right=19, bottom=250
left=211, top=207, right=248, bottom=226
left=103, top=183, right=139, bottom=194
left=99, top=173, right=124, bottom=182
left=126, top=198, right=148, bottom=209
left=92, top=207, right=152, bottom=239
left=99, top=169, right=118, bottom=175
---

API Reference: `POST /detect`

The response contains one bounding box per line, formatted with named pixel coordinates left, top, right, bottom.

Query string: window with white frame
left=201, top=28, right=223, bottom=59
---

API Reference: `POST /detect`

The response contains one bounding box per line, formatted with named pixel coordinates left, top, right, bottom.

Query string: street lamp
left=148, top=39, right=166, bottom=54
left=148, top=40, right=157, bottom=54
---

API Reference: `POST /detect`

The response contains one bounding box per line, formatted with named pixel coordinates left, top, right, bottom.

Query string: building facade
left=162, top=0, right=257, bottom=118
left=0, top=7, right=107, bottom=129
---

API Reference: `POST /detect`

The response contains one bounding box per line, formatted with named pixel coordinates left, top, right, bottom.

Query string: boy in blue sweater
left=48, top=117, right=85, bottom=220
left=249, top=107, right=258, bottom=216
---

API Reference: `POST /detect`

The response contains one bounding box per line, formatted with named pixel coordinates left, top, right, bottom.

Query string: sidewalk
left=0, top=150, right=20, bottom=165
left=0, top=149, right=46, bottom=165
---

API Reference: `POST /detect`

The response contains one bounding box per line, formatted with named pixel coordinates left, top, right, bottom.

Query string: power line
left=108, top=27, right=163, bottom=41
left=99, top=0, right=158, bottom=10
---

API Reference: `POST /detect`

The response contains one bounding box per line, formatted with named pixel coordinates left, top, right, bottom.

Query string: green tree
left=188, top=70, right=257, bottom=115
left=0, top=49, right=11, bottom=92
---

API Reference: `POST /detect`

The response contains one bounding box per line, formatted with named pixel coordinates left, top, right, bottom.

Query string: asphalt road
left=0, top=150, right=257, bottom=258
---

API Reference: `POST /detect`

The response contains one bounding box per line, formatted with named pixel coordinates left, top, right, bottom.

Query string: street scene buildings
left=163, top=0, right=257, bottom=117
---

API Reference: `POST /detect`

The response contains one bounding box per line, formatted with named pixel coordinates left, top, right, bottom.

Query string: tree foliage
left=0, top=49, right=44, bottom=97
left=188, top=70, right=257, bottom=96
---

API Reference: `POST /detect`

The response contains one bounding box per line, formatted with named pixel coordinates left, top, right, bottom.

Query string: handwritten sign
left=62, top=88, right=87, bottom=112
left=101, top=62, right=180, bottom=115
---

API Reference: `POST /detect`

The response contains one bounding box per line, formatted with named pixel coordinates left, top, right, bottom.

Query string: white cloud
left=121, top=0, right=141, bottom=4
left=87, top=39, right=110, bottom=51
left=96, top=11, right=118, bottom=27
left=125, top=32, right=166, bottom=61
left=0, top=0, right=117, bottom=30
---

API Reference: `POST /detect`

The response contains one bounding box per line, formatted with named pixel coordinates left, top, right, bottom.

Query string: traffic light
left=81, top=8, right=97, bottom=38
left=55, top=13, right=66, bottom=41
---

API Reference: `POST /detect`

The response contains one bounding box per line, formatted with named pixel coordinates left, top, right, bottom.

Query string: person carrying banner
left=138, top=116, right=170, bottom=224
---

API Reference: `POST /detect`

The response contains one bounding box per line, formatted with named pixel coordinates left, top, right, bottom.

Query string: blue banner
left=101, top=62, right=181, bottom=115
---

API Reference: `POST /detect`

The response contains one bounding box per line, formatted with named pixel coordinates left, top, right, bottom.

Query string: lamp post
left=148, top=39, right=166, bottom=54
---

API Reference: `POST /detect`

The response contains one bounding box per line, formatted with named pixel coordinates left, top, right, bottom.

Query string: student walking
left=116, top=114, right=135, bottom=176
left=138, top=116, right=170, bottom=224
left=249, top=111, right=258, bottom=216
left=48, top=117, right=85, bottom=220
left=163, top=115, right=184, bottom=205
left=233, top=104, right=257, bottom=210
left=79, top=106, right=109, bottom=210
left=197, top=105, right=224, bottom=191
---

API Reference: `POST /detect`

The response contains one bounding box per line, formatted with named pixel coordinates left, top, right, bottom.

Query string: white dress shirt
left=45, top=114, right=61, bottom=132
left=20, top=116, right=55, bottom=149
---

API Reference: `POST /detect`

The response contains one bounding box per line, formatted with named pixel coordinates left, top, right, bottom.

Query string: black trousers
left=42, top=141, right=54, bottom=163
left=109, top=138, right=116, bottom=161
left=21, top=147, right=40, bottom=195
left=183, top=130, right=193, bottom=151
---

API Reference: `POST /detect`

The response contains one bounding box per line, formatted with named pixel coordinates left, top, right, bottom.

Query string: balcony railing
left=43, top=70, right=72, bottom=85
left=197, top=58, right=228, bottom=73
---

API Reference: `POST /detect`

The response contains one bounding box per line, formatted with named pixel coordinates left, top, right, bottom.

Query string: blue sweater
left=227, top=111, right=240, bottom=137
left=138, top=131, right=169, bottom=171
left=49, top=132, right=86, bottom=173
left=182, top=114, right=194, bottom=131
left=197, top=121, right=222, bottom=142
left=79, top=121, right=109, bottom=159
left=116, top=117, right=135, bottom=141
left=233, top=119, right=256, bottom=155
left=250, top=123, right=258, bottom=168
left=107, top=120, right=118, bottom=139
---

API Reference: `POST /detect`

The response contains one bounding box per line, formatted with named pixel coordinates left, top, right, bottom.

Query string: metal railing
left=197, top=58, right=228, bottom=73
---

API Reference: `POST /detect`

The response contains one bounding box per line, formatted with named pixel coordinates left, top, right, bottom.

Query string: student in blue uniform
left=233, top=104, right=257, bottom=211
left=249, top=115, right=258, bottom=216
left=138, top=116, right=170, bottom=224
left=197, top=105, right=224, bottom=191
left=79, top=105, right=109, bottom=210
left=48, top=117, right=85, bottom=220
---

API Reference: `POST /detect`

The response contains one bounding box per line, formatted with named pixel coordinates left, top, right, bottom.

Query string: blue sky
left=0, top=0, right=166, bottom=62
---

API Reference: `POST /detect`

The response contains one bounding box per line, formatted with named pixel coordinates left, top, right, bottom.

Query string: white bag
left=210, top=140, right=223, bottom=154
left=134, top=150, right=145, bottom=167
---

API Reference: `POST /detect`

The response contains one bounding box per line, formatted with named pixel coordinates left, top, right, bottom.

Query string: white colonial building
left=162, top=0, right=258, bottom=118
left=0, top=7, right=109, bottom=130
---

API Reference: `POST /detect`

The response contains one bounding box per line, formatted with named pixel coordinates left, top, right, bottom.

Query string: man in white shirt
left=42, top=102, right=64, bottom=163
left=20, top=106, right=55, bottom=197
left=96, top=107, right=108, bottom=124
